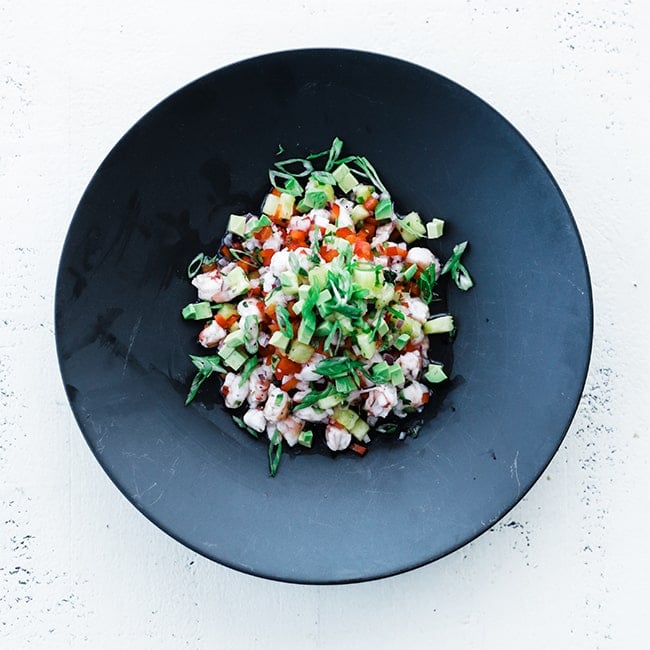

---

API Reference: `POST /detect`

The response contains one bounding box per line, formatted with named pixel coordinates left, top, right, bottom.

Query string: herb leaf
left=268, top=430, right=283, bottom=476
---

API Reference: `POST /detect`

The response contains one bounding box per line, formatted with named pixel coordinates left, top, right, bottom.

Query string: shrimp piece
left=363, top=384, right=398, bottom=418
left=403, top=296, right=429, bottom=324
left=325, top=422, right=352, bottom=452
left=334, top=199, right=354, bottom=229
left=222, top=372, right=249, bottom=409
left=405, top=247, right=441, bottom=277
left=262, top=386, right=290, bottom=423
left=243, top=408, right=266, bottom=433
left=371, top=221, right=396, bottom=248
left=262, top=227, right=284, bottom=251
left=248, top=364, right=272, bottom=407
left=237, top=298, right=263, bottom=319
left=310, top=208, right=333, bottom=230
left=198, top=320, right=226, bottom=348
left=293, top=406, right=329, bottom=423
left=192, top=270, right=235, bottom=303
left=276, top=415, right=304, bottom=447
left=261, top=270, right=278, bottom=294
left=397, top=351, right=423, bottom=383
left=288, top=215, right=312, bottom=232
left=269, top=249, right=292, bottom=277
left=401, top=381, right=430, bottom=409
left=295, top=354, right=325, bottom=382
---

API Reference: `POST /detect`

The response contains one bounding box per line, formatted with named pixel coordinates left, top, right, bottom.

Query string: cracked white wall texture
left=1, top=1, right=649, bottom=648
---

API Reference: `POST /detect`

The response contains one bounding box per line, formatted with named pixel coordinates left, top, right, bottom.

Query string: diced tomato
left=215, top=313, right=238, bottom=329
left=350, top=442, right=367, bottom=455
left=265, top=303, right=276, bottom=318
left=260, top=248, right=275, bottom=266
left=201, top=262, right=217, bottom=272
left=286, top=230, right=307, bottom=249
left=384, top=245, right=408, bottom=258
left=248, top=284, right=262, bottom=297
left=331, top=203, right=340, bottom=218
left=271, top=188, right=282, bottom=197
left=281, top=376, right=299, bottom=391
left=354, top=239, right=373, bottom=260
left=256, top=226, right=272, bottom=241
left=421, top=392, right=430, bottom=404
left=336, top=227, right=357, bottom=243
left=220, top=245, right=233, bottom=260
left=363, top=197, right=379, bottom=211
left=274, top=356, right=302, bottom=380
left=320, top=246, right=339, bottom=262
left=258, top=344, right=274, bottom=357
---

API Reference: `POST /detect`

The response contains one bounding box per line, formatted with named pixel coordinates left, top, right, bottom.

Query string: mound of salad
left=182, top=138, right=473, bottom=475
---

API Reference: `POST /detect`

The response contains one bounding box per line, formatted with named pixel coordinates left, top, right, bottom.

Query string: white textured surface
left=1, top=1, right=649, bottom=647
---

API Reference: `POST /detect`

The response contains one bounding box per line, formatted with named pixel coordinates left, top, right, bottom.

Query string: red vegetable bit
left=384, top=245, right=408, bottom=258
left=335, top=227, right=357, bottom=243
left=363, top=197, right=379, bottom=211
left=271, top=188, right=282, bottom=197
left=286, top=230, right=307, bottom=249
left=215, top=313, right=238, bottom=329
left=320, top=246, right=339, bottom=262
left=281, top=376, right=299, bottom=391
left=256, top=225, right=272, bottom=241
left=350, top=442, right=367, bottom=456
left=274, top=356, right=302, bottom=380
left=354, top=239, right=373, bottom=260
left=331, top=203, right=340, bottom=218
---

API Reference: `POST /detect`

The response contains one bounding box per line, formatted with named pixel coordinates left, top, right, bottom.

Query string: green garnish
left=187, top=252, right=205, bottom=278
left=275, top=305, right=293, bottom=339
left=441, top=241, right=474, bottom=291
left=268, top=430, right=283, bottom=477
left=232, top=415, right=259, bottom=439
left=418, top=265, right=438, bottom=304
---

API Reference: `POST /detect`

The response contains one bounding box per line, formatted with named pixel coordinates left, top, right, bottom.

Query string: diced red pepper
left=320, top=246, right=339, bottom=262
left=350, top=442, right=367, bottom=455
left=331, top=203, right=340, bottom=218
left=354, top=239, right=373, bottom=260
left=260, top=248, right=275, bottom=266
left=363, top=197, right=379, bottom=211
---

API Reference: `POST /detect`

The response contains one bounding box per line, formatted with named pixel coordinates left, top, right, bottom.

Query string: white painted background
left=1, top=1, right=648, bottom=648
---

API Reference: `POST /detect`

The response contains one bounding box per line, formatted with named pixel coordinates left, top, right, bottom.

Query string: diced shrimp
left=243, top=236, right=261, bottom=251
left=403, top=296, right=429, bottom=324
left=263, top=386, right=290, bottom=422
left=261, top=270, right=278, bottom=294
left=396, top=351, right=422, bottom=382
left=295, top=354, right=325, bottom=382
left=237, top=298, right=263, bottom=318
left=311, top=208, right=333, bottom=229
left=335, top=200, right=354, bottom=229
left=371, top=221, right=395, bottom=248
left=262, top=227, right=284, bottom=251
left=192, top=270, right=235, bottom=303
left=294, top=406, right=329, bottom=423
left=276, top=415, right=304, bottom=447
left=269, top=249, right=292, bottom=277
left=363, top=384, right=398, bottom=418
left=288, top=215, right=312, bottom=232
left=248, top=364, right=272, bottom=407
left=401, top=381, right=430, bottom=409
left=405, top=247, right=441, bottom=276
left=222, top=372, right=249, bottom=409
left=325, top=422, right=352, bottom=452
left=198, top=320, right=226, bottom=348
left=243, top=408, right=266, bottom=433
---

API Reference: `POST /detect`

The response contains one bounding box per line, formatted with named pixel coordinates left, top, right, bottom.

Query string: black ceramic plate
left=55, top=49, right=592, bottom=584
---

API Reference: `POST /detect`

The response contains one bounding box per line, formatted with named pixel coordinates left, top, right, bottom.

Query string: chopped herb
left=232, top=415, right=259, bottom=438
left=187, top=252, right=205, bottom=278
left=268, top=430, right=283, bottom=477
left=441, top=241, right=474, bottom=291
left=275, top=305, right=293, bottom=339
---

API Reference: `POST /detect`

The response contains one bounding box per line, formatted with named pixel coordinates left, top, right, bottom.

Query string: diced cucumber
left=223, top=329, right=246, bottom=348
left=332, top=163, right=358, bottom=193
left=279, top=193, right=295, bottom=220
left=288, top=341, right=314, bottom=364
left=338, top=316, right=354, bottom=335
left=400, top=317, right=422, bottom=339
left=371, top=361, right=391, bottom=383
left=374, top=284, right=395, bottom=308
left=224, top=349, right=247, bottom=371
left=304, top=190, right=328, bottom=209
left=317, top=289, right=332, bottom=305
left=353, top=267, right=377, bottom=291
left=262, top=193, right=280, bottom=216
left=269, top=331, right=290, bottom=352
left=298, top=285, right=311, bottom=301
left=314, top=321, right=331, bottom=338
left=216, top=303, right=238, bottom=320
left=308, top=265, right=329, bottom=289
left=291, top=299, right=304, bottom=315
left=251, top=214, right=272, bottom=232
left=317, top=394, right=344, bottom=409
left=423, top=315, right=455, bottom=335
left=218, top=345, right=236, bottom=361
left=332, top=407, right=359, bottom=431
left=374, top=198, right=393, bottom=221
left=403, top=264, right=418, bottom=281
left=181, top=302, right=212, bottom=320
left=389, top=364, right=405, bottom=386
left=424, top=363, right=448, bottom=383
left=396, top=211, right=426, bottom=243
left=225, top=266, right=250, bottom=298
left=296, top=198, right=311, bottom=213
left=227, top=214, right=247, bottom=236
left=357, top=333, right=377, bottom=359
left=350, top=204, right=370, bottom=223
left=349, top=417, right=370, bottom=441
left=306, top=179, right=335, bottom=203
left=298, top=429, right=313, bottom=448
left=354, top=184, right=373, bottom=202
left=280, top=271, right=299, bottom=295
left=426, top=218, right=445, bottom=239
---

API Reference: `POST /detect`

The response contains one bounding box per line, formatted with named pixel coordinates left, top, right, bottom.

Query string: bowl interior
left=55, top=49, right=592, bottom=583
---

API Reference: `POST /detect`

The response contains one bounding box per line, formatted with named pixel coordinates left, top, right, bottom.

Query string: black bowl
left=55, top=49, right=592, bottom=584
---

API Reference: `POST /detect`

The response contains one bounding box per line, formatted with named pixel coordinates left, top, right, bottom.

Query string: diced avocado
left=223, top=329, right=246, bottom=348
left=350, top=204, right=370, bottom=223
left=354, top=184, right=373, bottom=202
left=424, top=363, right=448, bottom=383
left=262, top=193, right=280, bottom=216
left=423, top=315, right=455, bottom=335
left=181, top=301, right=212, bottom=320
left=269, top=331, right=290, bottom=352
left=227, top=214, right=247, bottom=236
left=396, top=211, right=426, bottom=243
left=332, top=407, right=359, bottom=431
left=288, top=340, right=314, bottom=363
left=374, top=198, right=393, bottom=222
left=218, top=345, right=236, bottom=361
left=216, top=303, right=238, bottom=320
left=298, top=429, right=313, bottom=448
left=317, top=393, right=344, bottom=409
left=297, top=318, right=316, bottom=346
left=426, top=218, right=445, bottom=239
left=303, top=190, right=328, bottom=209
left=389, top=364, right=405, bottom=386
left=225, top=266, right=250, bottom=298
left=280, top=271, right=299, bottom=295
left=357, top=333, right=377, bottom=359
left=352, top=267, right=377, bottom=291
left=306, top=179, right=335, bottom=203
left=332, top=163, right=358, bottom=193
left=350, top=417, right=370, bottom=441
left=394, top=333, right=411, bottom=350
left=400, top=317, right=422, bottom=339
left=279, top=192, right=295, bottom=220
left=224, top=349, right=247, bottom=371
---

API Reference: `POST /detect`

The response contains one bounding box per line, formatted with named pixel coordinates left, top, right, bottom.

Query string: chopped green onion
left=324, top=137, right=344, bottom=172
left=441, top=241, right=474, bottom=291
left=239, top=355, right=259, bottom=386
left=232, top=415, right=259, bottom=438
left=187, top=253, right=205, bottom=278
left=275, top=305, right=293, bottom=339
left=269, top=170, right=303, bottom=197
left=268, top=430, right=283, bottom=476
left=274, top=157, right=313, bottom=177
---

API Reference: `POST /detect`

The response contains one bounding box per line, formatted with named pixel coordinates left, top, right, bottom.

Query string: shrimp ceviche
left=182, top=138, right=473, bottom=475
